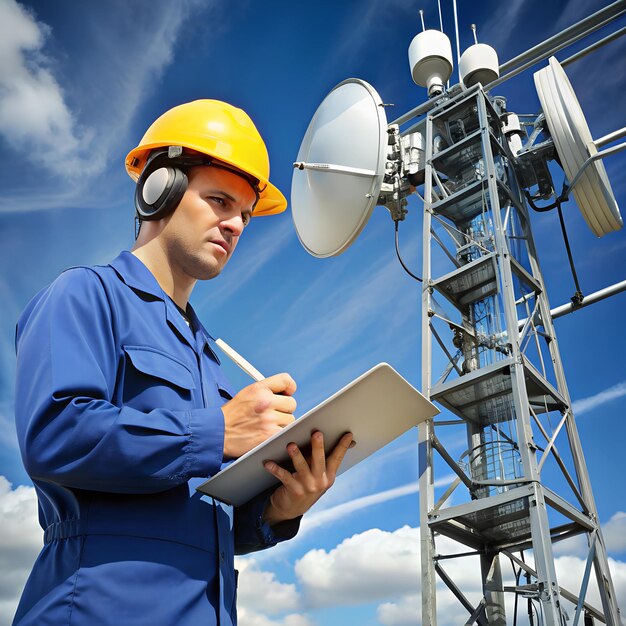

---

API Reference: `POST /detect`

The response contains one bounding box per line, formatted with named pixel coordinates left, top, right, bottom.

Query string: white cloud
left=295, top=526, right=421, bottom=608
left=377, top=594, right=420, bottom=626
left=572, top=380, right=626, bottom=416
left=553, top=511, right=626, bottom=560
left=0, top=0, right=84, bottom=176
left=235, top=558, right=301, bottom=616
left=289, top=519, right=626, bottom=625
left=0, top=0, right=211, bottom=208
left=234, top=558, right=314, bottom=626
left=555, top=554, right=626, bottom=617
left=1, top=478, right=315, bottom=625
left=0, top=476, right=41, bottom=625
left=236, top=607, right=315, bottom=626
left=602, top=511, right=626, bottom=554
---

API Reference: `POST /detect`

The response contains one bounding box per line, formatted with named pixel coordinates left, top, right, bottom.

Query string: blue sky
left=0, top=1, right=625, bottom=624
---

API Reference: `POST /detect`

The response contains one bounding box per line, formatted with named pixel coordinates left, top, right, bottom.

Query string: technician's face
left=161, top=165, right=256, bottom=281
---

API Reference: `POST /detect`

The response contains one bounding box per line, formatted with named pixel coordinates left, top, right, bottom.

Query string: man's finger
left=271, top=393, right=297, bottom=414
left=271, top=411, right=296, bottom=428
left=263, top=460, right=298, bottom=490
left=326, top=432, right=354, bottom=475
left=261, top=373, right=297, bottom=396
left=286, top=442, right=312, bottom=476
left=309, top=431, right=326, bottom=477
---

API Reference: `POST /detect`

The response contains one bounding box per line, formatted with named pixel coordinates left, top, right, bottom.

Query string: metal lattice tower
left=416, top=84, right=623, bottom=625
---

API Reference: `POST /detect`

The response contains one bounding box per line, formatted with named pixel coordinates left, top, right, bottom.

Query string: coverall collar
left=109, top=250, right=165, bottom=300
left=109, top=251, right=217, bottom=358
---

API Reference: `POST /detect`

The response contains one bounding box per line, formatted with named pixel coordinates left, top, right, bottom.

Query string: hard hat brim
left=254, top=182, right=288, bottom=216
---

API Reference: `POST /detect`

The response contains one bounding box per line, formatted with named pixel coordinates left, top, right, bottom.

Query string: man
left=13, top=99, right=353, bottom=625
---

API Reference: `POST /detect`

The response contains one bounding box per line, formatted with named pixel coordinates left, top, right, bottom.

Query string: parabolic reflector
left=534, top=57, right=622, bottom=237
left=291, top=78, right=388, bottom=257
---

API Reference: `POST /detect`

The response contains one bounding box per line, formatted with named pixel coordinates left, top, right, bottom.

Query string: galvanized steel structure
left=401, top=3, right=626, bottom=623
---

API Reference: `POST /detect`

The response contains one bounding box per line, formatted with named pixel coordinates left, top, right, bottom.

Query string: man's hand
left=262, top=431, right=354, bottom=525
left=222, top=373, right=297, bottom=459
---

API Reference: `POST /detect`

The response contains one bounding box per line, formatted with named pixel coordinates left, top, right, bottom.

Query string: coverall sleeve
left=233, top=491, right=301, bottom=554
left=15, top=268, right=224, bottom=494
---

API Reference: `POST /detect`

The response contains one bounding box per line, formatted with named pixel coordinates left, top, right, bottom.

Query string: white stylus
left=215, top=338, right=265, bottom=382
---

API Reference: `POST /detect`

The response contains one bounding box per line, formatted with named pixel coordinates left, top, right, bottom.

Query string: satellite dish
left=534, top=57, right=622, bottom=237
left=291, top=78, right=388, bottom=258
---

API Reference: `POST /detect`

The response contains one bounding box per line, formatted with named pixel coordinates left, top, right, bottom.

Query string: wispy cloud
left=195, top=217, right=296, bottom=311
left=480, top=0, right=527, bottom=52
left=257, top=240, right=419, bottom=384
left=553, top=0, right=602, bottom=33
left=0, top=406, right=18, bottom=451
left=318, top=0, right=424, bottom=76
left=301, top=482, right=420, bottom=533
left=301, top=472, right=455, bottom=536
left=572, top=380, right=626, bottom=416
left=0, top=0, right=84, bottom=176
left=0, top=0, right=212, bottom=211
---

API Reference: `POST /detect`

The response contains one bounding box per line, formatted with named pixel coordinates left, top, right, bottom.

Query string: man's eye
left=208, top=196, right=225, bottom=206
left=241, top=213, right=251, bottom=227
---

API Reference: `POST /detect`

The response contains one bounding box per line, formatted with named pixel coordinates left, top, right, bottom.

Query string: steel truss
left=416, top=84, right=623, bottom=625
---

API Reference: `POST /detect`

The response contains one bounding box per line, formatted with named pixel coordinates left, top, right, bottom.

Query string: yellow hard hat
left=125, top=99, right=287, bottom=216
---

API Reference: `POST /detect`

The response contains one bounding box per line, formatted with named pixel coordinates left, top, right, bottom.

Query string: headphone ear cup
left=135, top=166, right=188, bottom=220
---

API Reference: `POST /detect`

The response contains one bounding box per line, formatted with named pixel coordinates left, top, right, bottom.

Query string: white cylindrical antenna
left=408, top=29, right=453, bottom=97
left=471, top=23, right=478, bottom=45
left=419, top=9, right=426, bottom=32
left=438, top=0, right=443, bottom=31
left=459, top=36, right=500, bottom=88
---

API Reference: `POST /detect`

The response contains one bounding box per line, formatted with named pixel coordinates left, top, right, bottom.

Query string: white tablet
left=196, top=363, right=439, bottom=506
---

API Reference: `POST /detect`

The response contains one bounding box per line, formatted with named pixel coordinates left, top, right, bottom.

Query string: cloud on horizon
left=0, top=476, right=41, bottom=625
left=2, top=475, right=625, bottom=625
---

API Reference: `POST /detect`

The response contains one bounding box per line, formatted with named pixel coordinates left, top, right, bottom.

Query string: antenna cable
left=394, top=220, right=423, bottom=282
left=525, top=190, right=584, bottom=303
left=556, top=201, right=584, bottom=305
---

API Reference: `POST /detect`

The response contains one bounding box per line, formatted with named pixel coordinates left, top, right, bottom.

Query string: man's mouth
left=210, top=239, right=230, bottom=255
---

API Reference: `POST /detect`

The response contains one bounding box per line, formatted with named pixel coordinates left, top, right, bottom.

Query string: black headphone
left=134, top=148, right=190, bottom=221
left=135, top=146, right=263, bottom=223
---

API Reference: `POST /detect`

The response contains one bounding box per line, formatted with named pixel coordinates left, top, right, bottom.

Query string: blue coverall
left=13, top=251, right=298, bottom=625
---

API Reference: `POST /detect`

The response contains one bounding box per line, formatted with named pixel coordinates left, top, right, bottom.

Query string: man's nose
left=220, top=213, right=245, bottom=237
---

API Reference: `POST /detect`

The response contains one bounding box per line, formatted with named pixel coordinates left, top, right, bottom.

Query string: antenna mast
left=415, top=7, right=625, bottom=625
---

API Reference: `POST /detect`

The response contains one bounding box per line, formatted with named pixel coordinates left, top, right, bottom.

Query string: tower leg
left=482, top=552, right=506, bottom=625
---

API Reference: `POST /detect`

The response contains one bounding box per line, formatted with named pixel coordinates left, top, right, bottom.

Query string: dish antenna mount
left=292, top=78, right=417, bottom=257
left=525, top=57, right=624, bottom=236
